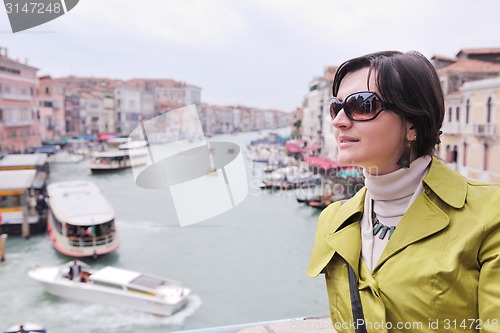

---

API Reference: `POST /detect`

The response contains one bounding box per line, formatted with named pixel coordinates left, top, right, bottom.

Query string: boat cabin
left=0, top=170, right=47, bottom=235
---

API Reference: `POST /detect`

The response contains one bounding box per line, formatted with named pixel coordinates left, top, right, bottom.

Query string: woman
left=308, top=51, right=500, bottom=332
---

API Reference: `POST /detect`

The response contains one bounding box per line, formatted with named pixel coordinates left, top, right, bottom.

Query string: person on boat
left=27, top=189, right=37, bottom=215
left=308, top=51, right=500, bottom=332
left=36, top=194, right=47, bottom=215
left=68, top=258, right=82, bottom=281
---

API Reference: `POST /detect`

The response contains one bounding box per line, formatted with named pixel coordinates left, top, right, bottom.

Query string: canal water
left=0, top=129, right=329, bottom=333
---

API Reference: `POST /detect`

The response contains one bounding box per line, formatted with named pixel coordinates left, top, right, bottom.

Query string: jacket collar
left=325, top=187, right=366, bottom=276
left=422, top=157, right=467, bottom=209
left=325, top=157, right=467, bottom=276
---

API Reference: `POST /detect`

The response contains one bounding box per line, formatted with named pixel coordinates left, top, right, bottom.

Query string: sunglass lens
left=345, top=92, right=380, bottom=120
left=329, top=98, right=343, bottom=118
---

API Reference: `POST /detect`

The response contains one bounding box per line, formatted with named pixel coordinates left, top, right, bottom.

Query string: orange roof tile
left=431, top=55, right=457, bottom=63
left=457, top=48, right=500, bottom=56
left=125, top=78, right=185, bottom=88
left=437, top=58, right=500, bottom=74
left=0, top=53, right=38, bottom=70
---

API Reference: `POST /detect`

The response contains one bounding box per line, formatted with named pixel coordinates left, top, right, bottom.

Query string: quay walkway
left=173, top=317, right=337, bottom=333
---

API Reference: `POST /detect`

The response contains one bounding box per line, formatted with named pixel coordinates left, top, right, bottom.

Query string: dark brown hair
left=332, top=50, right=444, bottom=157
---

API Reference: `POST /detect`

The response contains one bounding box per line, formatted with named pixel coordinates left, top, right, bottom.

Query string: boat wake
left=34, top=294, right=202, bottom=331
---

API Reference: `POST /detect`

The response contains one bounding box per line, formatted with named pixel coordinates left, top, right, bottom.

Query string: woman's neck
left=363, top=155, right=432, bottom=201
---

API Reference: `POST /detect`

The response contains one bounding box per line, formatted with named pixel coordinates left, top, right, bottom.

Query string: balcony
left=3, top=119, right=34, bottom=127
left=441, top=122, right=460, bottom=135
left=473, top=124, right=497, bottom=137
left=1, top=92, right=33, bottom=101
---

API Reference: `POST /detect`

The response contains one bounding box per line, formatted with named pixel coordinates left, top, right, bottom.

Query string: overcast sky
left=1, top=0, right=499, bottom=111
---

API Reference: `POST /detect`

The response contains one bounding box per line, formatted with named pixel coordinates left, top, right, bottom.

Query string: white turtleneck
left=361, top=155, right=432, bottom=271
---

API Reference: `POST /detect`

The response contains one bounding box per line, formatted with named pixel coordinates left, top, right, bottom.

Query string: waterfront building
left=79, top=91, right=106, bottom=135
left=199, top=104, right=229, bottom=136
left=114, top=86, right=142, bottom=135
left=125, top=78, right=202, bottom=109
left=439, top=77, right=500, bottom=183
left=54, top=77, right=121, bottom=137
left=436, top=48, right=500, bottom=183
left=92, top=89, right=116, bottom=134
left=38, top=76, right=65, bottom=141
left=199, top=104, right=290, bottom=136
left=290, top=107, right=303, bottom=139
left=238, top=106, right=256, bottom=132
left=0, top=47, right=41, bottom=153
left=301, top=66, right=336, bottom=159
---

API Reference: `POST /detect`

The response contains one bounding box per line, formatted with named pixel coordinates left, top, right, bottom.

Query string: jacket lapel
left=325, top=188, right=366, bottom=277
left=374, top=158, right=467, bottom=271
left=374, top=193, right=449, bottom=271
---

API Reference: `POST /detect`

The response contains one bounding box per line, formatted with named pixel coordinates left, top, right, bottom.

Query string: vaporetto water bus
left=47, top=180, right=119, bottom=258
left=90, top=140, right=150, bottom=173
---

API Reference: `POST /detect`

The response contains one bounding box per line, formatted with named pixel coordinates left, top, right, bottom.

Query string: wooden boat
left=46, top=181, right=119, bottom=258
left=28, top=260, right=190, bottom=316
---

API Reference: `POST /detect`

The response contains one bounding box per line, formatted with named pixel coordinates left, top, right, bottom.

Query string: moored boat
left=46, top=181, right=119, bottom=258
left=0, top=170, right=47, bottom=236
left=28, top=260, right=190, bottom=316
left=47, top=151, right=84, bottom=164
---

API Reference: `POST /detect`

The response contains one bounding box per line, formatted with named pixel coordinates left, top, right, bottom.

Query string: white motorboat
left=28, top=261, right=190, bottom=316
left=4, top=322, right=47, bottom=333
left=46, top=181, right=119, bottom=258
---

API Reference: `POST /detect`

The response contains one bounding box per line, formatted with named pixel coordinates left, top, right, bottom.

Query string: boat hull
left=28, top=266, right=189, bottom=316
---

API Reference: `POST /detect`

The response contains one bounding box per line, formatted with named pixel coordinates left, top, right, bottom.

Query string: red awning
left=97, top=133, right=117, bottom=141
left=304, top=156, right=343, bottom=170
left=285, top=142, right=307, bottom=153
left=306, top=144, right=320, bottom=151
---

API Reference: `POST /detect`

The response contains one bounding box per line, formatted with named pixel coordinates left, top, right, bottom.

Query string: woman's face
left=332, top=67, right=415, bottom=175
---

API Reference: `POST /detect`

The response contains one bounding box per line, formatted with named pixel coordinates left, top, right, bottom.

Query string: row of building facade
left=0, top=47, right=292, bottom=153
left=298, top=48, right=500, bottom=184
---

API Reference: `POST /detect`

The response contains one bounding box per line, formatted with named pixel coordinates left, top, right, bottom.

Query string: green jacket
left=308, top=158, right=500, bottom=333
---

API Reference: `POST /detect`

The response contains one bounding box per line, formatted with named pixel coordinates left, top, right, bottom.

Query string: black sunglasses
left=329, top=91, right=392, bottom=121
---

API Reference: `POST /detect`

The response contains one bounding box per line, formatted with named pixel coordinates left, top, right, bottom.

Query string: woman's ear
left=407, top=123, right=417, bottom=141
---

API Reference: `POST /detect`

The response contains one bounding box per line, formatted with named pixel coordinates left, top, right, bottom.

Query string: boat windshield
left=130, top=275, right=167, bottom=290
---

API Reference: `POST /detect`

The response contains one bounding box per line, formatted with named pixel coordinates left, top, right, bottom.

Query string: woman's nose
left=332, top=109, right=351, bottom=128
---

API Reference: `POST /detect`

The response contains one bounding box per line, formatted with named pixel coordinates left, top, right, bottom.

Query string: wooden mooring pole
left=0, top=234, right=7, bottom=261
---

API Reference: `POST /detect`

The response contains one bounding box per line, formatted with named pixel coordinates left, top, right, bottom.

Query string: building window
left=463, top=142, right=467, bottom=167
left=484, top=143, right=489, bottom=171
left=465, top=99, right=470, bottom=124
left=455, top=107, right=460, bottom=121
left=448, top=107, right=452, bottom=122
left=486, top=97, right=492, bottom=123
left=452, top=146, right=458, bottom=163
